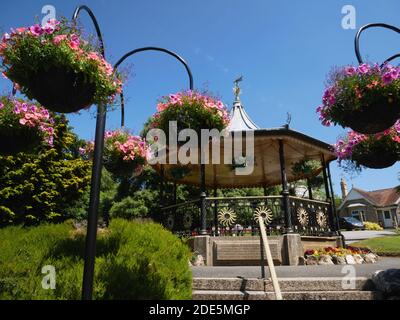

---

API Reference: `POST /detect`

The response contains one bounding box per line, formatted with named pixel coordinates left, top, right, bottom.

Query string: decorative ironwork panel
left=288, top=196, right=331, bottom=236
left=205, top=196, right=285, bottom=236
left=160, top=200, right=201, bottom=236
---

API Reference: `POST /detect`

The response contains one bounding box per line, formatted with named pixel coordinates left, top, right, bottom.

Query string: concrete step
left=193, top=277, right=375, bottom=292
left=192, top=290, right=382, bottom=300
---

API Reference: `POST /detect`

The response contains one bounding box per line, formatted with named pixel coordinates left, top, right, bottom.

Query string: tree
left=0, top=115, right=91, bottom=226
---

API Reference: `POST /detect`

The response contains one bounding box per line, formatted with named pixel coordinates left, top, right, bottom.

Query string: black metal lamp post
left=71, top=5, right=107, bottom=301
left=71, top=5, right=194, bottom=300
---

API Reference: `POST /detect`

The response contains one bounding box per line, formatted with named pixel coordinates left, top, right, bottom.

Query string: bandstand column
left=213, top=188, right=219, bottom=236
left=327, top=162, right=340, bottom=233
left=200, top=163, right=207, bottom=235
left=307, top=178, right=313, bottom=200
left=321, top=155, right=335, bottom=232
left=278, top=139, right=293, bottom=233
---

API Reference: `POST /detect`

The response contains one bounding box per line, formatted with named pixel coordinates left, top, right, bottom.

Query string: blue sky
left=1, top=0, right=400, bottom=195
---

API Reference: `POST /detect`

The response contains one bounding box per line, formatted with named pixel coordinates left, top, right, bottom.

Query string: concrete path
left=341, top=230, right=397, bottom=243
left=192, top=257, right=400, bottom=279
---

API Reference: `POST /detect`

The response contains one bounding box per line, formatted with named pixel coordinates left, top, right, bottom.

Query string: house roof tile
left=353, top=187, right=400, bottom=207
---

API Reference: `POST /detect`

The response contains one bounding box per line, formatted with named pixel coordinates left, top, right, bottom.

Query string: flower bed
left=334, top=122, right=400, bottom=170
left=304, top=246, right=378, bottom=265
left=0, top=19, right=122, bottom=113
left=80, top=130, right=148, bottom=178
left=317, top=63, right=400, bottom=134
left=0, top=96, right=54, bottom=154
left=145, top=90, right=230, bottom=144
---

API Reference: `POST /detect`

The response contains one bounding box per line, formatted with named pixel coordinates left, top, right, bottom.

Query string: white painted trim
left=338, top=188, right=374, bottom=210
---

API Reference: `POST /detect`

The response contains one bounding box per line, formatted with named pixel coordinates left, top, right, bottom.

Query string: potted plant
left=334, top=123, right=400, bottom=170
left=0, top=96, right=55, bottom=155
left=144, top=90, right=230, bottom=145
left=0, top=19, right=122, bottom=113
left=80, top=130, right=148, bottom=178
left=317, top=63, right=400, bottom=134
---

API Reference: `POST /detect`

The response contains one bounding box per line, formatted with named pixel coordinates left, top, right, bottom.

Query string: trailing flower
left=317, top=63, right=400, bottom=133
left=80, top=130, right=149, bottom=177
left=0, top=18, right=122, bottom=111
left=145, top=90, right=230, bottom=142
left=0, top=96, right=55, bottom=153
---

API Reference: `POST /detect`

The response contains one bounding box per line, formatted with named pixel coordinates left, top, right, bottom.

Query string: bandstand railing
left=159, top=195, right=333, bottom=237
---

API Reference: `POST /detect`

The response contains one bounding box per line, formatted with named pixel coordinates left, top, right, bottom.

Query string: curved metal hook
left=114, top=47, right=194, bottom=127
left=355, top=23, right=400, bottom=66
left=72, top=5, right=105, bottom=57
left=383, top=53, right=400, bottom=65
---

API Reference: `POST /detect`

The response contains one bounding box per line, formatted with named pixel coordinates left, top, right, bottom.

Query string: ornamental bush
left=317, top=63, right=400, bottom=134
left=0, top=115, right=91, bottom=226
left=0, top=19, right=122, bottom=112
left=0, top=219, right=192, bottom=300
left=364, top=221, right=384, bottom=231
left=145, top=90, right=230, bottom=143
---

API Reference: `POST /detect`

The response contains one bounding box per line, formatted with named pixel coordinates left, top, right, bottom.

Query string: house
left=338, top=178, right=400, bottom=229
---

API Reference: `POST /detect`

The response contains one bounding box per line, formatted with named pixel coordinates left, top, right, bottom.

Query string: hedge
left=0, top=219, right=192, bottom=300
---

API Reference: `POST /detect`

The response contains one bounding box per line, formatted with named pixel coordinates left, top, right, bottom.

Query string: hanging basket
left=342, top=97, right=400, bottom=134
left=29, top=66, right=96, bottom=113
left=104, top=158, right=144, bottom=178
left=318, top=64, right=400, bottom=134
left=0, top=19, right=122, bottom=114
left=145, top=91, right=230, bottom=146
left=0, top=97, right=55, bottom=156
left=352, top=149, right=398, bottom=169
left=80, top=130, right=148, bottom=178
left=351, top=137, right=399, bottom=169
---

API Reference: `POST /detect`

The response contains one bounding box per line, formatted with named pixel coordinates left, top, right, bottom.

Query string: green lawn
left=351, top=235, right=400, bottom=256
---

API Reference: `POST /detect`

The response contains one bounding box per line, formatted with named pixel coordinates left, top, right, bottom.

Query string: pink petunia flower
left=53, top=34, right=67, bottom=45
left=29, top=24, right=43, bottom=37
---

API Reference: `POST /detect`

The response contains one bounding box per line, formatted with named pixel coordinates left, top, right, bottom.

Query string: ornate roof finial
left=233, top=75, right=243, bottom=101
left=228, top=75, right=259, bottom=131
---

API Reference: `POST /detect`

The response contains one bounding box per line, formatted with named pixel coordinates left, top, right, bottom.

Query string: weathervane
left=233, top=75, right=243, bottom=101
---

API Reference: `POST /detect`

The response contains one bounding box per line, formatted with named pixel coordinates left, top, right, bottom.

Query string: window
left=351, top=210, right=366, bottom=222
left=384, top=211, right=391, bottom=219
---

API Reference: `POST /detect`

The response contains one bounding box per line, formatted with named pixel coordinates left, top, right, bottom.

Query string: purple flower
left=46, top=19, right=60, bottom=27
left=382, top=72, right=396, bottom=84
left=29, top=24, right=43, bottom=37
left=0, top=102, right=4, bottom=109
left=357, top=63, right=370, bottom=74
left=20, top=103, right=28, bottom=112
left=1, top=33, right=10, bottom=43
left=322, top=87, right=336, bottom=106
left=13, top=106, right=20, bottom=114
left=345, top=66, right=357, bottom=76
left=42, top=23, right=56, bottom=35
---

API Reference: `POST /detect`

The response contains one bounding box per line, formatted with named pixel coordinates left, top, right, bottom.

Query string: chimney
left=340, top=177, right=348, bottom=200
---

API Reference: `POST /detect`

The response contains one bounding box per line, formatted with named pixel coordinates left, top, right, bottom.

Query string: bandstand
left=152, top=79, right=342, bottom=266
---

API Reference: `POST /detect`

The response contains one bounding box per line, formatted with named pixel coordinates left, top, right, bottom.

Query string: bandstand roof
left=152, top=127, right=336, bottom=188
left=151, top=82, right=336, bottom=188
